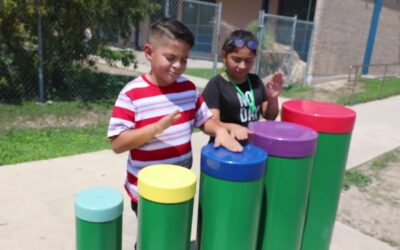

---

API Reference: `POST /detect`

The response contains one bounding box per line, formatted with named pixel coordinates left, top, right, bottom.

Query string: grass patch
left=0, top=101, right=112, bottom=129
left=342, top=170, right=372, bottom=190
left=371, top=150, right=399, bottom=171
left=342, top=77, right=400, bottom=105
left=0, top=125, right=110, bottom=166
left=185, top=67, right=224, bottom=79
left=281, top=85, right=315, bottom=99
left=379, top=236, right=399, bottom=247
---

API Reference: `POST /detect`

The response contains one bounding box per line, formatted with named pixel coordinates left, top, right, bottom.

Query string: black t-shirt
left=203, top=73, right=267, bottom=127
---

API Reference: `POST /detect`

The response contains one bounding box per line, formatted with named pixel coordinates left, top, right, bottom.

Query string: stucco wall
left=268, top=0, right=280, bottom=14
left=218, top=0, right=261, bottom=38
left=309, top=0, right=400, bottom=77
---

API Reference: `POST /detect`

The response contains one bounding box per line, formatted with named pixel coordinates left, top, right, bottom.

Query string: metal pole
left=306, top=0, right=313, bottom=22
left=165, top=0, right=170, bottom=18
left=347, top=65, right=353, bottom=104
left=177, top=0, right=183, bottom=21
left=286, top=15, right=297, bottom=87
left=212, top=2, right=222, bottom=76
left=362, top=0, right=382, bottom=74
left=351, top=66, right=360, bottom=105
left=303, top=21, right=315, bottom=85
left=379, top=64, right=388, bottom=99
left=36, top=0, right=45, bottom=103
left=255, top=11, right=265, bottom=75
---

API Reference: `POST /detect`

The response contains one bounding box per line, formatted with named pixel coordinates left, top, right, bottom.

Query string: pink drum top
left=282, top=100, right=356, bottom=133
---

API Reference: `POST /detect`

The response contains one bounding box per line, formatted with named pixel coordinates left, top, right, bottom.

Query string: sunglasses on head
left=227, top=38, right=258, bottom=50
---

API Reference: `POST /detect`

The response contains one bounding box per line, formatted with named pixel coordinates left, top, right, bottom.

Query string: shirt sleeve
left=193, top=91, right=213, bottom=128
left=107, top=91, right=136, bottom=138
left=202, top=76, right=221, bottom=110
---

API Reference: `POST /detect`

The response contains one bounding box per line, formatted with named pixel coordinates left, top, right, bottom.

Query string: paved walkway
left=1, top=77, right=400, bottom=249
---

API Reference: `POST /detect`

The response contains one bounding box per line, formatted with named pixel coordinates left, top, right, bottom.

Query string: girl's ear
left=143, top=43, right=153, bottom=61
left=221, top=50, right=227, bottom=64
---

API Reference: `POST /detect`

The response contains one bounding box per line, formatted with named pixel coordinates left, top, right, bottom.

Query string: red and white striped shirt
left=107, top=74, right=212, bottom=202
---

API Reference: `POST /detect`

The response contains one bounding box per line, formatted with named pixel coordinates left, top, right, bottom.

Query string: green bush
left=63, top=65, right=133, bottom=102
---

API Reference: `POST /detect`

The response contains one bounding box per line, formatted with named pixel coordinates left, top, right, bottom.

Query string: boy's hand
left=266, top=71, right=284, bottom=99
left=214, top=128, right=243, bottom=152
left=154, top=110, right=181, bottom=135
left=229, top=124, right=254, bottom=141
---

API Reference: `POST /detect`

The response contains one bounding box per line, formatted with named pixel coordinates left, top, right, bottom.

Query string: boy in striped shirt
left=107, top=18, right=242, bottom=220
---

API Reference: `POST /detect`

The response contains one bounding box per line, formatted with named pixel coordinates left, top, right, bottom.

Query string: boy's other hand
left=229, top=124, right=254, bottom=141
left=154, top=110, right=181, bottom=135
left=214, top=128, right=243, bottom=152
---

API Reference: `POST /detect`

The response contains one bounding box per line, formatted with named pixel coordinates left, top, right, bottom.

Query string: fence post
left=350, top=66, right=360, bottom=105
left=286, top=15, right=297, bottom=87
left=212, top=2, right=222, bottom=76
left=303, top=21, right=315, bottom=86
left=36, top=0, right=45, bottom=103
left=347, top=65, right=353, bottom=104
left=379, top=64, right=388, bottom=99
left=255, top=10, right=265, bottom=75
left=165, top=0, right=171, bottom=18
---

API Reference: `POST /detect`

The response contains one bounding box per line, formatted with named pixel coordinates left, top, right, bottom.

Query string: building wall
left=309, top=0, right=400, bottom=78
left=218, top=0, right=261, bottom=38
left=268, top=0, right=280, bottom=14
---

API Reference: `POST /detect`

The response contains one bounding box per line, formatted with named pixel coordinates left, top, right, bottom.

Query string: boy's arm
left=110, top=110, right=181, bottom=153
left=201, top=118, right=243, bottom=152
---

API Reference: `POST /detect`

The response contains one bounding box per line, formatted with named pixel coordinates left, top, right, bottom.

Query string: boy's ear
left=143, top=43, right=153, bottom=61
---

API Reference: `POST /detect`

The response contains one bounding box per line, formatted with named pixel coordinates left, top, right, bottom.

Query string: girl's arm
left=209, top=109, right=253, bottom=141
left=201, top=116, right=243, bottom=152
left=262, top=71, right=284, bottom=120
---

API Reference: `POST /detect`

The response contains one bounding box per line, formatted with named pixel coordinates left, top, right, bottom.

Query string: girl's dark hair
left=149, top=18, right=195, bottom=48
left=222, top=30, right=258, bottom=54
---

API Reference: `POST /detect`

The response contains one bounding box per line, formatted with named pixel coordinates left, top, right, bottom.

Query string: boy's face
left=144, top=37, right=190, bottom=86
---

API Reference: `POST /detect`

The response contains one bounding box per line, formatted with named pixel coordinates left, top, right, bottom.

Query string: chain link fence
left=0, top=0, right=221, bottom=105
left=255, top=12, right=314, bottom=86
left=150, top=0, right=222, bottom=65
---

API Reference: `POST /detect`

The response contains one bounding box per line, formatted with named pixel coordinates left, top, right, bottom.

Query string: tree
left=0, top=0, right=160, bottom=103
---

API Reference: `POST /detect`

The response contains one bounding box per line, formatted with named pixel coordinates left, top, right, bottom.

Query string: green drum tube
left=198, top=144, right=267, bottom=250
left=249, top=121, right=318, bottom=250
left=137, top=164, right=196, bottom=250
left=282, top=100, right=356, bottom=250
left=75, top=187, right=123, bottom=250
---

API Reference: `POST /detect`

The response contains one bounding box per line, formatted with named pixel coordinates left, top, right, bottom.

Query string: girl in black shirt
left=203, top=29, right=284, bottom=142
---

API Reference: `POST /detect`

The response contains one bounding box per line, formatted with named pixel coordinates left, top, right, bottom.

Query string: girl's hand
left=266, top=71, right=284, bottom=99
left=214, top=128, right=243, bottom=152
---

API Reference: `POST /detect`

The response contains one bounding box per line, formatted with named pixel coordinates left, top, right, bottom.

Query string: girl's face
left=223, top=47, right=256, bottom=83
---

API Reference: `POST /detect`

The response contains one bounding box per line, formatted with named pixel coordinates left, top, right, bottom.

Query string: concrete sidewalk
left=1, top=95, right=399, bottom=249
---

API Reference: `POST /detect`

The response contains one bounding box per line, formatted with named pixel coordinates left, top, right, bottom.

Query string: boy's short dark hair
left=149, top=18, right=195, bottom=48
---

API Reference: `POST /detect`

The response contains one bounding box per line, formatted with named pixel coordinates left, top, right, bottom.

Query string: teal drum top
left=75, top=187, right=123, bottom=223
